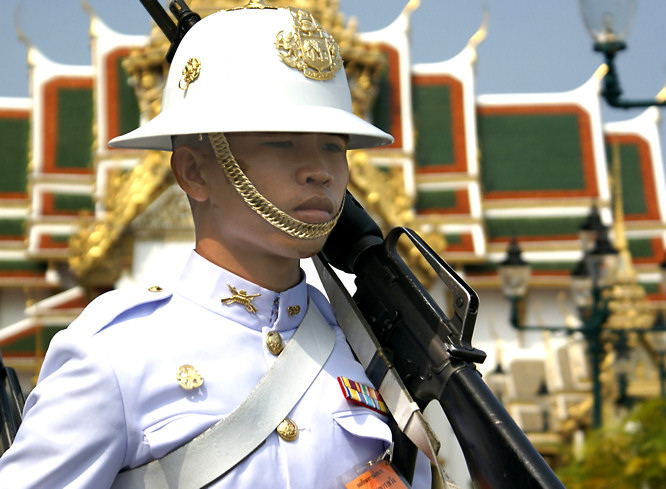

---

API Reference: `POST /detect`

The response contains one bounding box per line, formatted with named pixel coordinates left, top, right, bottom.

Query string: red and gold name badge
left=344, top=461, right=409, bottom=489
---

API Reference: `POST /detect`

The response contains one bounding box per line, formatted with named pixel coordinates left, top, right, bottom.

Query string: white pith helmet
left=109, top=5, right=393, bottom=151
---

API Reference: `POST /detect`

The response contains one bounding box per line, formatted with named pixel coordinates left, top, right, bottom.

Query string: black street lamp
left=498, top=236, right=530, bottom=328
left=579, top=0, right=666, bottom=108
left=496, top=204, right=664, bottom=429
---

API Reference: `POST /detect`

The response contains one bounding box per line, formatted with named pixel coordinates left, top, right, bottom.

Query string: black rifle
left=139, top=0, right=200, bottom=62
left=0, top=353, right=25, bottom=456
left=321, top=191, right=565, bottom=489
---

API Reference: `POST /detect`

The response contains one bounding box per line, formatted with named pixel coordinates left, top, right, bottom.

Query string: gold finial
left=609, top=139, right=633, bottom=279
left=593, top=63, right=609, bottom=81
left=13, top=3, right=31, bottom=50
left=80, top=0, right=95, bottom=18
left=656, top=84, right=666, bottom=103
left=468, top=7, right=490, bottom=54
left=403, top=0, right=420, bottom=16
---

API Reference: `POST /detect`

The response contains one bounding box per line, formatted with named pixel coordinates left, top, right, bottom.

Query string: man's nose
left=296, top=150, right=333, bottom=186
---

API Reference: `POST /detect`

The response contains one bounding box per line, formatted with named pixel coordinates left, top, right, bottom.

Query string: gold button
left=276, top=417, right=298, bottom=442
left=266, top=331, right=284, bottom=355
left=176, top=364, right=203, bottom=390
left=148, top=286, right=163, bottom=292
left=287, top=305, right=301, bottom=316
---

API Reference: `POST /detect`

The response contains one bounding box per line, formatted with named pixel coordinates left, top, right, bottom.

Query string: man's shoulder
left=68, top=285, right=174, bottom=337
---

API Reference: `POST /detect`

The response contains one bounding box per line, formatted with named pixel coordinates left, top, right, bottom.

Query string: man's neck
left=194, top=242, right=302, bottom=292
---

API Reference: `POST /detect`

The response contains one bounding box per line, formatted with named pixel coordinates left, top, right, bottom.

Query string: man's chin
left=294, top=238, right=327, bottom=259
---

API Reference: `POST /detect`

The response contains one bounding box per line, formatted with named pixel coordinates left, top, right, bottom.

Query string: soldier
left=0, top=2, right=432, bottom=488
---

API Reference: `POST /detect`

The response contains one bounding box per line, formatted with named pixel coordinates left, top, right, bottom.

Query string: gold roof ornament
left=603, top=141, right=655, bottom=331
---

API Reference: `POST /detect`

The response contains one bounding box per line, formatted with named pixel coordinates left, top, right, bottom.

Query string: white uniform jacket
left=0, top=251, right=430, bottom=488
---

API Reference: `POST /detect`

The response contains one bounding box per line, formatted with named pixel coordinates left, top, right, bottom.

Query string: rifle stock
left=321, top=191, right=565, bottom=489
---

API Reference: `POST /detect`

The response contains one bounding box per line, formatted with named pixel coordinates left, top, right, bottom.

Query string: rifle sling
left=313, top=256, right=460, bottom=489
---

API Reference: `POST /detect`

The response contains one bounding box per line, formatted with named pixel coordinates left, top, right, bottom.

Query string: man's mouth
left=293, top=196, right=336, bottom=223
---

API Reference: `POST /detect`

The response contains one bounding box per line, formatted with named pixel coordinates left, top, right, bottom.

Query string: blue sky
left=1, top=0, right=665, bottom=144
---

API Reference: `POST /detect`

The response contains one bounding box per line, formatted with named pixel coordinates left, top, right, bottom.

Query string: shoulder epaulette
left=68, top=285, right=173, bottom=336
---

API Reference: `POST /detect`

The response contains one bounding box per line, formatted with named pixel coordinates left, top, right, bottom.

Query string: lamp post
left=497, top=205, right=663, bottom=429
left=499, top=237, right=530, bottom=328
left=579, top=0, right=666, bottom=108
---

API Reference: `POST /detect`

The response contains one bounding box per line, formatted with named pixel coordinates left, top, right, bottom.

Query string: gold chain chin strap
left=208, top=132, right=343, bottom=240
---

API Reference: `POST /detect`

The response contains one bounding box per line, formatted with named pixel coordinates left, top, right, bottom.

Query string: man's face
left=196, top=132, right=350, bottom=264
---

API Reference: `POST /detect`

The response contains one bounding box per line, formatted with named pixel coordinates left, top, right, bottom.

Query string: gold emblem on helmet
left=179, top=58, right=201, bottom=90
left=275, top=8, right=342, bottom=81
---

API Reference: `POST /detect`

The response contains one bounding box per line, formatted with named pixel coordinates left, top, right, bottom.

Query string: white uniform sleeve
left=0, top=328, right=127, bottom=489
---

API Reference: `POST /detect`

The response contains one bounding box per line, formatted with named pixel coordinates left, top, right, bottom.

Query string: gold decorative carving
left=69, top=151, right=173, bottom=283
left=602, top=141, right=655, bottom=331
left=130, top=184, right=194, bottom=241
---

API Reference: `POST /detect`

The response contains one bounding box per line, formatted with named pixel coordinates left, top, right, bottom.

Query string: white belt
left=111, top=299, right=336, bottom=489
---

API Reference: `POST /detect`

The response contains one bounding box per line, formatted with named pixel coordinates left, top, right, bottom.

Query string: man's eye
left=323, top=142, right=346, bottom=152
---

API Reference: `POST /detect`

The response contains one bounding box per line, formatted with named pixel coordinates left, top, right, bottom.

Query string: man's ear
left=171, top=146, right=210, bottom=202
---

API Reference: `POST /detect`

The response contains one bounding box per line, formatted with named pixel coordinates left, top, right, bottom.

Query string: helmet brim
left=109, top=104, right=393, bottom=151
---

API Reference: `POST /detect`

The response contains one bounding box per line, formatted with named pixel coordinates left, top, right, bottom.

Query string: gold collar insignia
left=221, top=284, right=261, bottom=313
